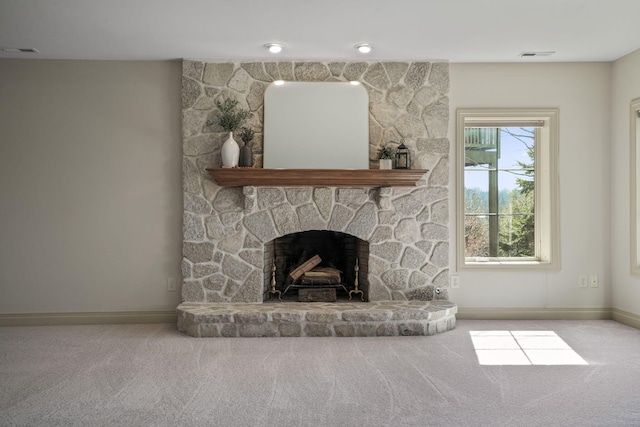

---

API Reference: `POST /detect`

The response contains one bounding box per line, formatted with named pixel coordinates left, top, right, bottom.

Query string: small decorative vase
left=221, top=132, right=239, bottom=168
left=239, top=144, right=254, bottom=167
left=379, top=159, right=393, bottom=170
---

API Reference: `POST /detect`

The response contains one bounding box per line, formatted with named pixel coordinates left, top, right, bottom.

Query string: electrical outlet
left=590, top=275, right=599, bottom=288
left=167, top=277, right=177, bottom=292
left=578, top=275, right=588, bottom=288
left=450, top=275, right=460, bottom=289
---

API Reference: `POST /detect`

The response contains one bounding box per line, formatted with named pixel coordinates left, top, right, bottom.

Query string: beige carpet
left=1, top=319, right=640, bottom=426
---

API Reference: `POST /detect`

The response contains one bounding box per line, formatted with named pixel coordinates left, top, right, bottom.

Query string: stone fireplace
left=178, top=60, right=456, bottom=336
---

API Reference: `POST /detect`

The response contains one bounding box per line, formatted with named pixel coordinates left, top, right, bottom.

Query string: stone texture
left=184, top=213, right=206, bottom=241
left=183, top=60, right=204, bottom=80
left=346, top=203, right=378, bottom=239
left=177, top=301, right=457, bottom=337
left=183, top=242, right=214, bottom=263
left=243, top=210, right=278, bottom=243
left=381, top=269, right=410, bottom=290
left=383, top=62, right=409, bottom=85
left=193, top=264, right=219, bottom=279
left=297, top=204, right=326, bottom=231
left=272, top=203, right=300, bottom=235
left=421, top=223, right=448, bottom=241
left=336, top=188, right=369, bottom=208
left=182, top=76, right=202, bottom=109
left=343, top=62, right=368, bottom=81
left=286, top=188, right=312, bottom=206
left=313, top=188, right=333, bottom=220
left=257, top=188, right=285, bottom=210
left=203, top=63, right=234, bottom=86
left=400, top=246, right=427, bottom=269
left=221, top=255, right=253, bottom=282
left=241, top=63, right=272, bottom=82
left=328, top=204, right=353, bottom=231
left=431, top=242, right=449, bottom=268
left=392, top=194, right=423, bottom=216
left=429, top=62, right=450, bottom=93
left=212, top=188, right=243, bottom=213
left=395, top=219, right=421, bottom=243
left=228, top=68, right=252, bottom=92
left=363, top=62, right=390, bottom=90
left=182, top=61, right=450, bottom=304
left=203, top=273, right=226, bottom=291
left=431, top=199, right=449, bottom=225
left=370, top=241, right=403, bottom=263
left=184, top=193, right=212, bottom=215
left=423, top=102, right=449, bottom=139
left=294, top=62, right=330, bottom=81
left=405, top=62, right=430, bottom=90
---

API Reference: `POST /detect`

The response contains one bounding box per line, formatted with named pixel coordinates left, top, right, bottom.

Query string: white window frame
left=456, top=108, right=560, bottom=270
left=630, top=98, right=640, bottom=276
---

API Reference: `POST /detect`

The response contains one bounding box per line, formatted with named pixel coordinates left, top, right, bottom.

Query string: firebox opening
left=264, top=231, right=369, bottom=302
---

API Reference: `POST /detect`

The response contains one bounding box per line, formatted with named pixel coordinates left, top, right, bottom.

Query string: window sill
left=461, top=260, right=558, bottom=270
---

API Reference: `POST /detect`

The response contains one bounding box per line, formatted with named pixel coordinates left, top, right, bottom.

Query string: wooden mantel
left=205, top=168, right=428, bottom=187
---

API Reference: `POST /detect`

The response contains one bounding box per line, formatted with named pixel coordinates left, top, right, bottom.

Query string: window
left=630, top=98, right=640, bottom=276
left=456, top=109, right=559, bottom=269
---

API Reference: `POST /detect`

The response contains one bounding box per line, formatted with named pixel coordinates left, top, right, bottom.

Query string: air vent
left=0, top=47, right=40, bottom=53
left=519, top=51, right=555, bottom=57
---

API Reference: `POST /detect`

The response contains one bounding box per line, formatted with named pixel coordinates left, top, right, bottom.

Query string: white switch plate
left=450, top=275, right=460, bottom=288
left=167, top=277, right=177, bottom=292
left=578, top=275, right=588, bottom=288
left=590, top=275, right=599, bottom=288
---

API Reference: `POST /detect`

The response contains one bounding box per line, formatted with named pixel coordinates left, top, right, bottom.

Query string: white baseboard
left=611, top=308, right=640, bottom=330
left=0, top=310, right=177, bottom=327
left=456, top=307, right=612, bottom=321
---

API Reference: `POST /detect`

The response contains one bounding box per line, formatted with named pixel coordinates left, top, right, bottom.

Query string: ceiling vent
left=0, top=47, right=40, bottom=53
left=519, top=51, right=555, bottom=57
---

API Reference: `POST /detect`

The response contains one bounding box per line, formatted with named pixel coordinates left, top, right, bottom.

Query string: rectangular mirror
left=263, top=82, right=369, bottom=169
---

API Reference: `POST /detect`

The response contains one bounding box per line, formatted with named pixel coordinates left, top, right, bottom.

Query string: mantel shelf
left=205, top=168, right=428, bottom=188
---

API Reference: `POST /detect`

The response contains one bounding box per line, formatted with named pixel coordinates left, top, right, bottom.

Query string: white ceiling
left=1, top=0, right=639, bottom=63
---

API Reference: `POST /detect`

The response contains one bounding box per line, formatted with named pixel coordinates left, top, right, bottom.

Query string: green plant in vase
left=238, top=126, right=255, bottom=167
left=206, top=98, right=250, bottom=167
left=377, top=144, right=396, bottom=169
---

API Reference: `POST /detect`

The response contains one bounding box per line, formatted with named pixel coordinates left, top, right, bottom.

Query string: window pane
left=465, top=214, right=490, bottom=257
left=498, top=128, right=535, bottom=170
left=465, top=171, right=489, bottom=213
left=498, top=213, right=535, bottom=257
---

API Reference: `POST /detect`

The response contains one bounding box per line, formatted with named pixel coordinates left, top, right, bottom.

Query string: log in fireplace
left=263, top=230, right=369, bottom=302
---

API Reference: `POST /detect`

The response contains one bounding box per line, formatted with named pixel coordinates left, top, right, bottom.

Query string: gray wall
left=0, top=57, right=633, bottom=318
left=0, top=60, right=183, bottom=313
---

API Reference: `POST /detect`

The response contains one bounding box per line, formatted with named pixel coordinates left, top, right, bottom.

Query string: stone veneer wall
left=181, top=60, right=450, bottom=303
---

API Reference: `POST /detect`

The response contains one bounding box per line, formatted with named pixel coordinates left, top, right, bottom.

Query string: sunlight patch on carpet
left=470, top=330, right=588, bottom=366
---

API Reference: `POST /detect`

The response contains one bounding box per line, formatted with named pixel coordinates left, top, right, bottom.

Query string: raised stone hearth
left=177, top=300, right=457, bottom=338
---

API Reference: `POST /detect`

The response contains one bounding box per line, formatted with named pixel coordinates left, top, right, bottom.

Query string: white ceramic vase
left=221, top=132, right=240, bottom=168
left=379, top=159, right=393, bottom=170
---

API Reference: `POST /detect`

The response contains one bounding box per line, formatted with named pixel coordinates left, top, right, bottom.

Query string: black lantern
left=395, top=139, right=411, bottom=169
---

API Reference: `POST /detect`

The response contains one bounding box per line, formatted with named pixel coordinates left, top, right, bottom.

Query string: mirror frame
left=630, top=97, right=640, bottom=275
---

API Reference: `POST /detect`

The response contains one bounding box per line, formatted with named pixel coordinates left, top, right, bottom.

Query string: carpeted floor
left=1, top=319, right=640, bottom=426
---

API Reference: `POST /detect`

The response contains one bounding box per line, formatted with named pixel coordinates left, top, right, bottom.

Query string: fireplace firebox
left=264, top=231, right=369, bottom=302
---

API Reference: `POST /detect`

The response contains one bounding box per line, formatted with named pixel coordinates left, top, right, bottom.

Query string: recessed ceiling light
left=355, top=43, right=373, bottom=54
left=264, top=43, right=284, bottom=54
